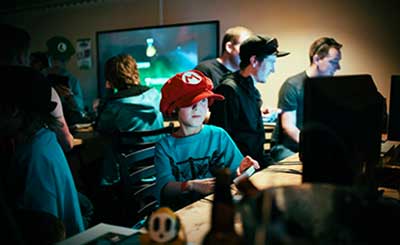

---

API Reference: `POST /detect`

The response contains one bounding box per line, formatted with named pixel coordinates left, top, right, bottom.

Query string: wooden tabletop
left=176, top=154, right=302, bottom=244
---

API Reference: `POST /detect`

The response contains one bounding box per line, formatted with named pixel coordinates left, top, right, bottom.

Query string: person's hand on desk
left=185, top=178, right=215, bottom=195
left=262, top=107, right=282, bottom=123
left=237, top=155, right=260, bottom=176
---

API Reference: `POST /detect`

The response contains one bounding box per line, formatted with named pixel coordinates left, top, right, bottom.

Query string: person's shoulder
left=217, top=73, right=239, bottom=90
left=285, top=71, right=306, bottom=84
left=203, top=124, right=228, bottom=135
left=196, top=58, right=218, bottom=68
left=34, top=128, right=57, bottom=143
left=23, top=128, right=61, bottom=160
left=156, top=132, right=174, bottom=145
left=143, top=86, right=161, bottom=96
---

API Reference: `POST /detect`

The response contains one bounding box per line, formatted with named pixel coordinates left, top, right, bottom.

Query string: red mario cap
left=160, top=70, right=224, bottom=115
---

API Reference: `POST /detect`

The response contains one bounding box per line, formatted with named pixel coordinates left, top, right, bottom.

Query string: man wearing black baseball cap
left=209, top=34, right=289, bottom=168
left=45, top=36, right=86, bottom=125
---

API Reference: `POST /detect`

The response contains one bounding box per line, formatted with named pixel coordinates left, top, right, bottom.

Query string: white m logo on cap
left=57, top=42, right=67, bottom=53
left=182, top=71, right=202, bottom=84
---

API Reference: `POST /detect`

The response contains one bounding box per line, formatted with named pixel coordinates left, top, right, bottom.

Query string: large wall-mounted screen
left=96, top=20, right=219, bottom=97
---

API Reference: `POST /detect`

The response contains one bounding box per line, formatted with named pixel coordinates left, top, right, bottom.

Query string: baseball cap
left=160, top=70, right=224, bottom=115
left=46, top=36, right=75, bottom=60
left=0, top=66, right=57, bottom=114
left=240, top=35, right=290, bottom=62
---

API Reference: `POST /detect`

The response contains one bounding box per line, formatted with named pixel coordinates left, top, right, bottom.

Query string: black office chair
left=116, top=122, right=175, bottom=153
left=111, top=123, right=176, bottom=227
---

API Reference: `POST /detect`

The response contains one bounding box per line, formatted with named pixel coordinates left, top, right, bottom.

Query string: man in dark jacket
left=209, top=35, right=289, bottom=168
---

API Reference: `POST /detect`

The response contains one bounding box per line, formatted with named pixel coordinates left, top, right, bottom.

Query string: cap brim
left=277, top=50, right=290, bottom=57
left=180, top=91, right=225, bottom=108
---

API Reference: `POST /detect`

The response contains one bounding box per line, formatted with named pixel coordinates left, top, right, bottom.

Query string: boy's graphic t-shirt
left=155, top=125, right=243, bottom=206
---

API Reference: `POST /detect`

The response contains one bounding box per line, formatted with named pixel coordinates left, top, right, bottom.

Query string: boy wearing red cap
left=156, top=70, right=260, bottom=209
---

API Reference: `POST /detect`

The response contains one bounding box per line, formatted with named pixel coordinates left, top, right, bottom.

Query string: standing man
left=270, top=37, right=342, bottom=162
left=209, top=35, right=289, bottom=168
left=45, top=36, right=86, bottom=125
left=0, top=24, right=74, bottom=151
left=195, top=26, right=252, bottom=88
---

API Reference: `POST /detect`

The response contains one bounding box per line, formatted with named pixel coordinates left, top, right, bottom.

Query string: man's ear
left=225, top=41, right=234, bottom=54
left=249, top=55, right=258, bottom=68
left=312, top=54, right=320, bottom=64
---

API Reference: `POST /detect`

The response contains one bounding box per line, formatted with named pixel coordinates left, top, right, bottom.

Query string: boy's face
left=178, top=98, right=208, bottom=128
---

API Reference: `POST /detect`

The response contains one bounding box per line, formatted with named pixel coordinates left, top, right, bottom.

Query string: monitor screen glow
left=96, top=20, right=219, bottom=97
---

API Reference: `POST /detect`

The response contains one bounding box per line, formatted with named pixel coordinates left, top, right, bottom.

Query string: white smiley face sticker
left=181, top=71, right=202, bottom=84
left=57, top=42, right=67, bottom=53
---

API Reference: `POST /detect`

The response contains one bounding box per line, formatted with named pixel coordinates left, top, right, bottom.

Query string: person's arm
left=69, top=75, right=85, bottom=111
left=51, top=88, right=74, bottom=151
left=155, top=139, right=215, bottom=200
left=281, top=110, right=300, bottom=143
left=277, top=79, right=300, bottom=143
left=163, top=178, right=215, bottom=197
left=237, top=155, right=260, bottom=176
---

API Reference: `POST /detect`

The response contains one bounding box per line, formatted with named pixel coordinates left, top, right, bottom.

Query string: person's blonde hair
left=105, top=54, right=140, bottom=90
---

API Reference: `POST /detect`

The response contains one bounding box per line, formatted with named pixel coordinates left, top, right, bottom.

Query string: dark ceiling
left=0, top=0, right=93, bottom=15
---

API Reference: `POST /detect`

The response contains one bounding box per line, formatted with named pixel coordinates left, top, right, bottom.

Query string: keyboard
left=381, top=141, right=399, bottom=154
left=381, top=141, right=400, bottom=165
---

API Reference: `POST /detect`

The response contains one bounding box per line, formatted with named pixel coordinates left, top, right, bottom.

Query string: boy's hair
left=160, top=70, right=224, bottom=115
left=309, top=37, right=342, bottom=64
left=105, top=54, right=140, bottom=90
left=0, top=24, right=30, bottom=65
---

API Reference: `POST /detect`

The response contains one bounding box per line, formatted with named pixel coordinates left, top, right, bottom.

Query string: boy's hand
left=237, top=155, right=260, bottom=176
left=188, top=178, right=215, bottom=195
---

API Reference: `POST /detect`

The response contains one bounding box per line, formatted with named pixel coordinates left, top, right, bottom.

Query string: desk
left=176, top=153, right=400, bottom=244
left=176, top=154, right=302, bottom=244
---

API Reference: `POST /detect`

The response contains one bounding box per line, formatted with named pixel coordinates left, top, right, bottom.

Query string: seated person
left=0, top=66, right=84, bottom=237
left=96, top=54, right=164, bottom=135
left=155, top=70, right=260, bottom=210
left=270, top=37, right=342, bottom=162
left=96, top=54, right=164, bottom=185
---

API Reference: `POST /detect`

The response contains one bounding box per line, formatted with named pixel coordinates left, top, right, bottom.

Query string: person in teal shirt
left=1, top=66, right=84, bottom=237
left=156, top=70, right=260, bottom=210
left=96, top=54, right=164, bottom=185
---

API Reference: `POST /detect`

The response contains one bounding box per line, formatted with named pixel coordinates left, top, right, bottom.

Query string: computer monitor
left=300, top=75, right=384, bottom=187
left=96, top=20, right=219, bottom=97
left=387, top=75, right=400, bottom=141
